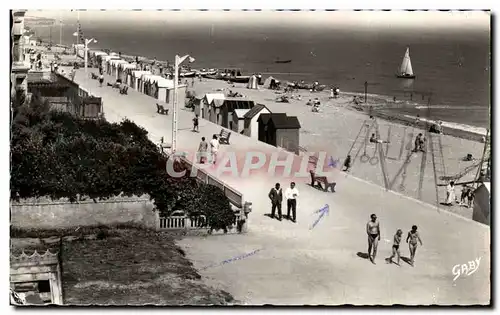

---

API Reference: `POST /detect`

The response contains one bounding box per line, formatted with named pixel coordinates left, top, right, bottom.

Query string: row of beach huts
left=192, top=92, right=302, bottom=154
left=78, top=47, right=301, bottom=154
left=82, top=49, right=186, bottom=107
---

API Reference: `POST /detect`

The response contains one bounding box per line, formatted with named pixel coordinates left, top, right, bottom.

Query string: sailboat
left=396, top=47, right=416, bottom=79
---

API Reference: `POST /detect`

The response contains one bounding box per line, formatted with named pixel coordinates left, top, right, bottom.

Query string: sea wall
left=10, top=195, right=157, bottom=229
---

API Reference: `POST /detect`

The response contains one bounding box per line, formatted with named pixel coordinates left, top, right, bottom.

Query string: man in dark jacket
left=268, top=183, right=283, bottom=221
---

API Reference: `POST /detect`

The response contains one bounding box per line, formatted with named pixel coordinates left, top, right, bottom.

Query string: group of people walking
left=268, top=182, right=300, bottom=222
left=366, top=214, right=423, bottom=267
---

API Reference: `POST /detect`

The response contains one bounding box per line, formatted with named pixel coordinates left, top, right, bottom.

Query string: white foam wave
left=414, top=105, right=485, bottom=110
left=403, top=115, right=488, bottom=136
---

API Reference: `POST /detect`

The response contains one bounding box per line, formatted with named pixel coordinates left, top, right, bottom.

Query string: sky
left=26, top=10, right=490, bottom=31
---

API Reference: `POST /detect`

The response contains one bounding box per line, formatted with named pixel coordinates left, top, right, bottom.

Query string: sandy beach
left=51, top=62, right=491, bottom=305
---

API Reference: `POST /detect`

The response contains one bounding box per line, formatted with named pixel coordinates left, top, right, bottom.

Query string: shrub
left=10, top=95, right=235, bottom=223
left=196, top=185, right=235, bottom=233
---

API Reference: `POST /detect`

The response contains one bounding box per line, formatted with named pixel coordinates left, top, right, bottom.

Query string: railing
left=178, top=155, right=243, bottom=208
left=157, top=155, right=246, bottom=232
left=158, top=212, right=243, bottom=232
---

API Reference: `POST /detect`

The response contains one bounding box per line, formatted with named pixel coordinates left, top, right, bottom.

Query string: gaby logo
left=452, top=257, right=482, bottom=281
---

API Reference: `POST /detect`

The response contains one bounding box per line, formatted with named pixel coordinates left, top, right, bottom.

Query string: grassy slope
left=11, top=227, right=234, bottom=305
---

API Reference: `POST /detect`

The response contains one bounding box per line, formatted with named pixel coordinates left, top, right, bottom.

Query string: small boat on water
left=275, top=58, right=292, bottom=64
left=196, top=68, right=217, bottom=77
left=179, top=71, right=196, bottom=78
left=396, top=47, right=416, bottom=79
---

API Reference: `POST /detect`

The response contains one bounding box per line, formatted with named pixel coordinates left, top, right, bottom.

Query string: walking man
left=99, top=73, right=104, bottom=87
left=268, top=183, right=283, bottom=221
left=285, top=182, right=299, bottom=223
left=193, top=114, right=199, bottom=132
left=366, top=214, right=381, bottom=264
left=210, top=135, right=219, bottom=165
left=406, top=225, right=423, bottom=266
left=197, top=137, right=208, bottom=164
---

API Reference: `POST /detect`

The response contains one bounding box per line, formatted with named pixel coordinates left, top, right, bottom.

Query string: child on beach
left=406, top=225, right=423, bottom=266
left=192, top=115, right=199, bottom=132
left=460, top=185, right=468, bottom=205
left=387, top=229, right=403, bottom=266
left=342, top=155, right=352, bottom=172
left=467, top=187, right=475, bottom=208
left=99, top=73, right=104, bottom=87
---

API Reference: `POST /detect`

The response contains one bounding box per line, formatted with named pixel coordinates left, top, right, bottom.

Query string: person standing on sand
left=285, top=182, right=299, bottom=223
left=387, top=229, right=403, bottom=266
left=268, top=183, right=283, bottom=221
left=99, top=73, right=104, bottom=87
left=197, top=137, right=208, bottom=164
left=210, top=135, right=219, bottom=165
left=445, top=181, right=456, bottom=206
left=414, top=133, right=424, bottom=152
left=406, top=225, right=423, bottom=266
left=366, top=214, right=381, bottom=264
left=193, top=115, right=199, bottom=132
left=342, top=155, right=352, bottom=172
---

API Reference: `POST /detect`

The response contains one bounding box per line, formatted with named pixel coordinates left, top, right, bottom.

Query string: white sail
left=399, top=47, right=414, bottom=76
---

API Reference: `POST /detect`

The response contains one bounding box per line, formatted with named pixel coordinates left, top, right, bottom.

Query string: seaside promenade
left=70, top=69, right=490, bottom=305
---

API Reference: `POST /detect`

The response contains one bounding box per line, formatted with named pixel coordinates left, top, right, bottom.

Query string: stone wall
left=10, top=195, right=157, bottom=230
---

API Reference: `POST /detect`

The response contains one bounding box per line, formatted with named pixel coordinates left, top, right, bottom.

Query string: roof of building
left=258, top=113, right=286, bottom=125
left=243, top=104, right=270, bottom=120
left=204, top=93, right=225, bottom=105
left=221, top=99, right=255, bottom=112
left=258, top=113, right=301, bottom=129
left=233, top=109, right=251, bottom=119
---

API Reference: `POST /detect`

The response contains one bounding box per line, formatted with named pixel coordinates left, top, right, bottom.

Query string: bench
left=156, top=103, right=169, bottom=115
left=119, top=85, right=128, bottom=95
left=308, top=155, right=336, bottom=193
left=218, top=129, right=231, bottom=144
left=310, top=171, right=337, bottom=192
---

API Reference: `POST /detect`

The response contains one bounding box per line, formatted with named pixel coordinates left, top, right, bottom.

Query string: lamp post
left=83, top=38, right=97, bottom=73
left=172, top=54, right=195, bottom=153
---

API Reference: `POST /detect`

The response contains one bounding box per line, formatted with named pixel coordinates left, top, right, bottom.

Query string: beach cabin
left=257, top=113, right=302, bottom=154
left=110, top=60, right=128, bottom=80
left=243, top=104, right=271, bottom=140
left=247, top=75, right=259, bottom=89
left=231, top=109, right=251, bottom=133
left=196, top=93, right=225, bottom=119
left=118, top=63, right=138, bottom=84
left=140, top=73, right=154, bottom=96
left=131, top=70, right=151, bottom=91
left=208, top=98, right=255, bottom=128
left=91, top=51, right=107, bottom=69
left=104, top=55, right=120, bottom=75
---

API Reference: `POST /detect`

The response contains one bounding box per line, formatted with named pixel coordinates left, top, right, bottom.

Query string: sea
left=35, top=21, right=491, bottom=130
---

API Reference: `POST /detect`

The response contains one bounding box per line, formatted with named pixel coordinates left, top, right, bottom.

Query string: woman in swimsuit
left=387, top=229, right=403, bottom=265
left=406, top=225, right=423, bottom=266
left=366, top=214, right=381, bottom=264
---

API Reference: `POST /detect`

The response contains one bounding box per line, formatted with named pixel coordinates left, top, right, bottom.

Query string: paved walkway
left=71, top=69, right=490, bottom=305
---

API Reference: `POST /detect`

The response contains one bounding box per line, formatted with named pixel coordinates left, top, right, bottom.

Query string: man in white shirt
left=210, top=134, right=220, bottom=165
left=285, top=182, right=299, bottom=223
